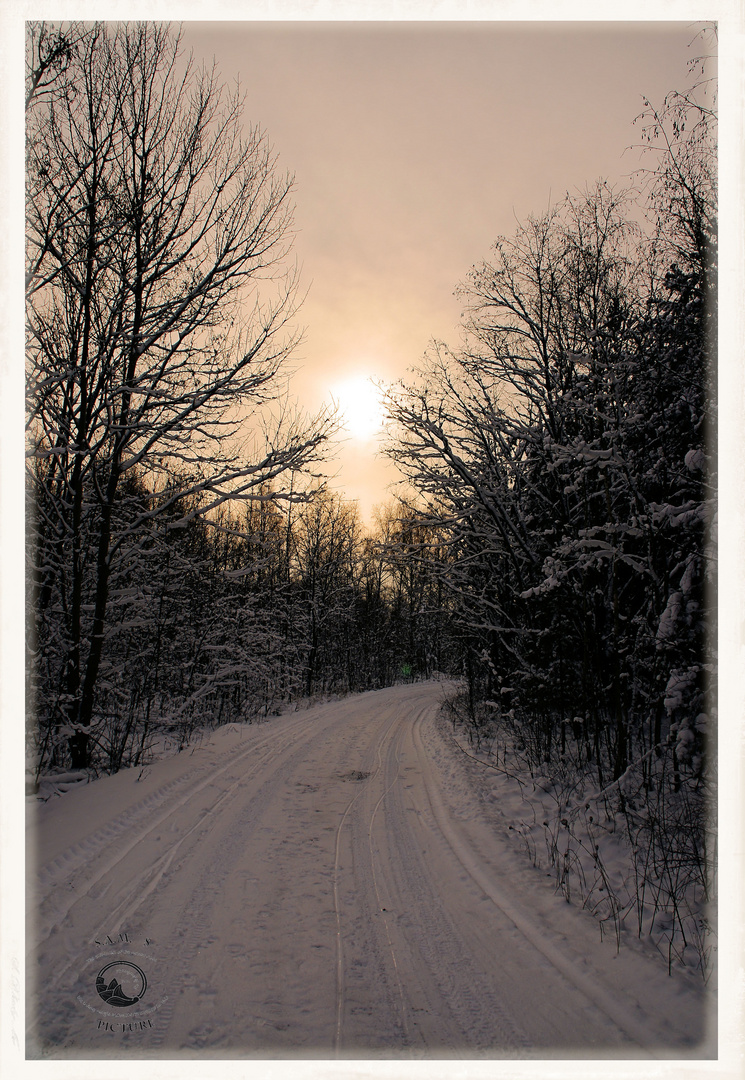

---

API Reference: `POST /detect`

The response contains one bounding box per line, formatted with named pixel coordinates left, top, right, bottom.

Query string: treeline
left=28, top=472, right=455, bottom=777
left=382, top=46, right=716, bottom=968
left=386, top=177, right=715, bottom=790
left=25, top=21, right=332, bottom=775
left=24, top=21, right=459, bottom=780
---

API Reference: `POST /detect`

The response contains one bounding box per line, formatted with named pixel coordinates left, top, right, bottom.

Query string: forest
left=26, top=23, right=716, bottom=976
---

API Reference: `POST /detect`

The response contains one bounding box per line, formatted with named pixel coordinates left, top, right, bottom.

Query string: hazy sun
left=330, top=374, right=387, bottom=442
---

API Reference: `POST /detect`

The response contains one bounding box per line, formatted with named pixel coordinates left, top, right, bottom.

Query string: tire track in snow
left=331, top=695, right=420, bottom=1053
left=144, top=699, right=398, bottom=1052
left=332, top=757, right=366, bottom=1052
left=410, top=709, right=664, bottom=1058
left=328, top=685, right=531, bottom=1055
left=30, top=683, right=675, bottom=1057
left=30, top=722, right=296, bottom=968
left=363, top=708, right=415, bottom=1047
left=28, top=704, right=361, bottom=1049
left=370, top=702, right=532, bottom=1053
left=31, top=721, right=289, bottom=951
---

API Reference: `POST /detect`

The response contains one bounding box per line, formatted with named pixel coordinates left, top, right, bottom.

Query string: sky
left=179, top=20, right=711, bottom=524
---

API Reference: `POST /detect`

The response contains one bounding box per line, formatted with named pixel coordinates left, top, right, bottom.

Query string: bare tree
left=25, top=21, right=82, bottom=111
left=26, top=23, right=333, bottom=767
left=290, top=488, right=362, bottom=696
left=383, top=73, right=716, bottom=967
left=633, top=26, right=716, bottom=293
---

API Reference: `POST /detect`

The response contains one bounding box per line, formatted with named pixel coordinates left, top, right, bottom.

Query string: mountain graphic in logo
left=95, top=962, right=148, bottom=1007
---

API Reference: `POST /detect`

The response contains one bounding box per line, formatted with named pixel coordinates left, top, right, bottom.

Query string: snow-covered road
left=26, top=682, right=710, bottom=1059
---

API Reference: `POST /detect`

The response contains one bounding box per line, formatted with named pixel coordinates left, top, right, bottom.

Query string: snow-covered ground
left=25, top=682, right=717, bottom=1071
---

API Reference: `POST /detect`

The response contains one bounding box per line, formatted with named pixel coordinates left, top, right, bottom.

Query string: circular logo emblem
left=95, top=961, right=148, bottom=1008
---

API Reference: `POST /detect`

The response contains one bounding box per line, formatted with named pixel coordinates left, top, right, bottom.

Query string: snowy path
left=26, top=682, right=710, bottom=1059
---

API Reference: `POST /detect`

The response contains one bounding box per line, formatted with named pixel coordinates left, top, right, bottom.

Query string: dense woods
left=26, top=23, right=716, bottom=976
left=28, top=470, right=456, bottom=777
left=25, top=23, right=335, bottom=770
left=382, top=45, right=716, bottom=974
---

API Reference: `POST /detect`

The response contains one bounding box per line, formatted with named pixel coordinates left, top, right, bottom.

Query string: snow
left=19, top=682, right=729, bottom=1077
left=684, top=448, right=705, bottom=473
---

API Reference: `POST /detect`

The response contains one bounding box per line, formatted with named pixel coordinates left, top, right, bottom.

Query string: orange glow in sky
left=177, top=20, right=710, bottom=524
